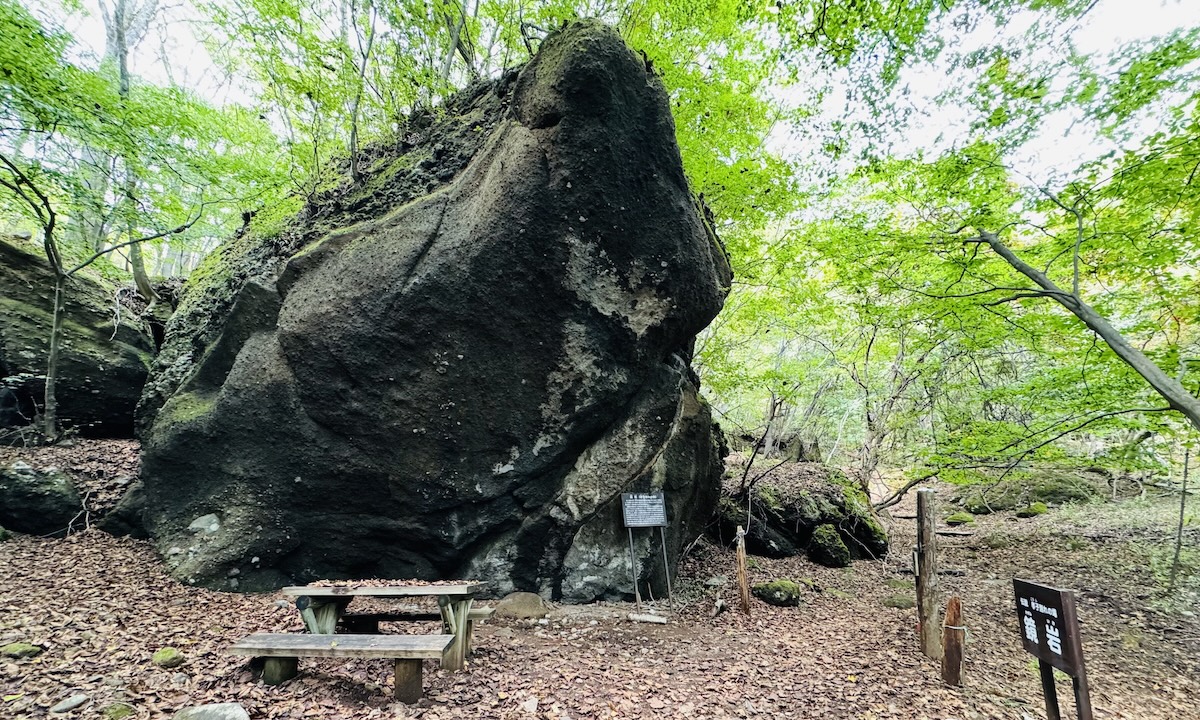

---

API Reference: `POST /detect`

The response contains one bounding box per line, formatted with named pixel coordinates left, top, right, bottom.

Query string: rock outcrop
left=717, top=462, right=889, bottom=565
left=0, top=238, right=155, bottom=438
left=138, top=21, right=731, bottom=600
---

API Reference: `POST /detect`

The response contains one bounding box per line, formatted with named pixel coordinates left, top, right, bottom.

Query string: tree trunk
left=980, top=230, right=1200, bottom=431
left=42, top=272, right=67, bottom=438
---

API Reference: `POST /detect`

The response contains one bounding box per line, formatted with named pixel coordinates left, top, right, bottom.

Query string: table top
left=280, top=582, right=486, bottom=598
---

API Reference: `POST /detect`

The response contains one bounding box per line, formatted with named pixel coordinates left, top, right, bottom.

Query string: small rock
left=172, top=703, right=251, bottom=720
left=495, top=591, right=550, bottom=620
left=494, top=627, right=515, bottom=638
left=520, top=697, right=539, bottom=713
left=152, top=647, right=185, bottom=668
left=273, top=600, right=291, bottom=609
left=704, top=575, right=728, bottom=587
left=187, top=514, right=220, bottom=534
left=49, top=694, right=89, bottom=713
left=103, top=703, right=135, bottom=719
left=1, top=641, right=42, bottom=658
left=172, top=672, right=190, bottom=686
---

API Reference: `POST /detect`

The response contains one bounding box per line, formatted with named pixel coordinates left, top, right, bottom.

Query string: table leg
left=261, top=657, right=298, bottom=685
left=438, top=596, right=473, bottom=671
left=394, top=659, right=423, bottom=703
left=296, top=596, right=350, bottom=634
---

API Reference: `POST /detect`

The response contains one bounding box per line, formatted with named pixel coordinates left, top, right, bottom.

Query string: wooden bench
left=228, top=633, right=453, bottom=703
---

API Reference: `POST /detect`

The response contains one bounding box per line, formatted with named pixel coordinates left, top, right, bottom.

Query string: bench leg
left=393, top=659, right=423, bottom=704
left=261, top=657, right=298, bottom=685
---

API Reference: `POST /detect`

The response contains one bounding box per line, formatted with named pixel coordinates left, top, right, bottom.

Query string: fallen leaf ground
left=2, top=444, right=1198, bottom=719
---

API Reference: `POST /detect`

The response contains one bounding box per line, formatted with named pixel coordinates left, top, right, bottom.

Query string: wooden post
left=916, top=488, right=941, bottom=659
left=393, top=659, right=423, bottom=704
left=941, top=595, right=964, bottom=685
left=735, top=525, right=751, bottom=616
left=1039, top=661, right=1062, bottom=720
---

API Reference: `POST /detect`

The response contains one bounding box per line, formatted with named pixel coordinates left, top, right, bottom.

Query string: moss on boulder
left=103, top=703, right=135, bottom=719
left=958, top=471, right=1100, bottom=514
left=807, top=524, right=851, bottom=568
left=751, top=579, right=805, bottom=607
left=1016, top=501, right=1049, bottom=518
left=717, top=462, right=888, bottom=562
left=944, top=511, right=975, bottom=526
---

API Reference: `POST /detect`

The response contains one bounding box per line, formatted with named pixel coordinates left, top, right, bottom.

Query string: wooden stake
left=735, top=525, right=751, bottom=616
left=916, top=488, right=941, bottom=659
left=941, top=595, right=964, bottom=685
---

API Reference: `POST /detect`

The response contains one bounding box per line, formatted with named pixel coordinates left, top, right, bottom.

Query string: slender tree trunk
left=1168, top=446, right=1190, bottom=594
left=42, top=272, right=66, bottom=438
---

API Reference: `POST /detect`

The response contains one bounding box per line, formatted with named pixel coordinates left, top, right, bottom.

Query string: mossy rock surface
left=885, top=578, right=914, bottom=590
left=752, top=579, right=805, bottom=607
left=883, top=594, right=916, bottom=609
left=0, top=525, right=10, bottom=542
left=152, top=647, right=185, bottom=668
left=807, top=523, right=851, bottom=568
left=944, top=511, right=975, bottom=526
left=1016, top=501, right=1049, bottom=518
left=1, top=642, right=42, bottom=658
left=103, top=703, right=135, bottom=719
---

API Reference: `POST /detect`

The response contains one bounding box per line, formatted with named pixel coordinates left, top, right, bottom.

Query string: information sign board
left=1013, top=578, right=1092, bottom=720
left=621, top=492, right=667, bottom=528
left=1013, top=578, right=1085, bottom=675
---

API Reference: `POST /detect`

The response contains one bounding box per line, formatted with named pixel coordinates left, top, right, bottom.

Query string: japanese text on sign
left=1013, top=578, right=1085, bottom=676
left=621, top=492, right=667, bottom=528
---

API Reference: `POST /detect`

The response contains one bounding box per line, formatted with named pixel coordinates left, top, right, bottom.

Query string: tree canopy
left=2, top=0, right=1198, bottom=481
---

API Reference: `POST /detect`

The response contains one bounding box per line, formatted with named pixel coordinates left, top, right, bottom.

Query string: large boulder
left=138, top=21, right=731, bottom=600
left=0, top=238, right=155, bottom=438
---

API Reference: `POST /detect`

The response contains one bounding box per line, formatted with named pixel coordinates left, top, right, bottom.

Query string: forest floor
left=2, top=440, right=1199, bottom=719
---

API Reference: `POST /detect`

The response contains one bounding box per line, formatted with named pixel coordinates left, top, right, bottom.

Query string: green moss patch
left=883, top=594, right=916, bottom=610
left=1, top=642, right=42, bottom=658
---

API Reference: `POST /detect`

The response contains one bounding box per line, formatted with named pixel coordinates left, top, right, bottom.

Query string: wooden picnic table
left=280, top=582, right=486, bottom=671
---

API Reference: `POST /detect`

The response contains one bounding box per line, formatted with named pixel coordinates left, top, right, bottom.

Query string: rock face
left=0, top=238, right=155, bottom=437
left=139, top=21, right=731, bottom=600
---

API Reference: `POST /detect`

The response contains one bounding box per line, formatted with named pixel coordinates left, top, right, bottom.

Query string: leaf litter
left=1, top=442, right=1197, bottom=719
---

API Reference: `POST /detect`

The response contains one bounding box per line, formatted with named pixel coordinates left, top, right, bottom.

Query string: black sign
left=1013, top=578, right=1086, bottom=676
left=621, top=492, right=667, bottom=527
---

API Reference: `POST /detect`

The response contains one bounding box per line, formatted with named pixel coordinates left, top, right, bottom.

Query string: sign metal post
left=621, top=492, right=671, bottom=613
left=1013, top=579, right=1093, bottom=720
